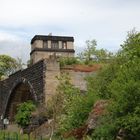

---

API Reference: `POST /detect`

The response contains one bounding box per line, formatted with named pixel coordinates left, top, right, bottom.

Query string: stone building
left=30, top=35, right=75, bottom=64
left=0, top=35, right=96, bottom=125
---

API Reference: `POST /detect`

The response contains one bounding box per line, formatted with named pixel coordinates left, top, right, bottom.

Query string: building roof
left=31, top=35, right=74, bottom=44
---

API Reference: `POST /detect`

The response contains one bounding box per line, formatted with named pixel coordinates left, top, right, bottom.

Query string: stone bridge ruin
left=0, top=35, right=96, bottom=126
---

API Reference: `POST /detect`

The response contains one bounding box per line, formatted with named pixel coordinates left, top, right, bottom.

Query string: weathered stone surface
left=63, top=100, right=108, bottom=140
left=0, top=60, right=45, bottom=119
left=0, top=56, right=98, bottom=129
left=86, top=100, right=108, bottom=130
left=30, top=119, right=54, bottom=139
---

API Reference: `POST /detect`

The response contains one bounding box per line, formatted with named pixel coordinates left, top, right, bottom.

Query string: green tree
left=90, top=30, right=140, bottom=139
left=108, top=31, right=140, bottom=139
left=58, top=74, right=97, bottom=133
left=96, top=48, right=114, bottom=62
left=84, top=39, right=97, bottom=62
left=0, top=55, right=26, bottom=80
left=78, top=39, right=113, bottom=64
left=0, top=55, right=18, bottom=80
left=46, top=73, right=97, bottom=137
left=59, top=57, right=79, bottom=67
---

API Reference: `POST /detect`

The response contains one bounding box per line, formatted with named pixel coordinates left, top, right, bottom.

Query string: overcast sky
left=0, top=0, right=140, bottom=62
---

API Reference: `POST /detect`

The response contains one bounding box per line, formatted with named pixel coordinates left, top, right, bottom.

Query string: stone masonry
left=0, top=35, right=96, bottom=125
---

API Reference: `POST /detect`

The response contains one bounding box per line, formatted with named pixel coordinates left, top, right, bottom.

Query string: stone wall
left=31, top=51, right=74, bottom=64
left=30, top=36, right=75, bottom=64
left=43, top=58, right=60, bottom=104
left=0, top=57, right=97, bottom=123
left=43, top=59, right=96, bottom=104
left=61, top=69, right=95, bottom=91
left=0, top=60, right=45, bottom=117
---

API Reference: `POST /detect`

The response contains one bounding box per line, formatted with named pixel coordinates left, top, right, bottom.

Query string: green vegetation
left=15, top=101, right=36, bottom=128
left=47, top=30, right=140, bottom=139
left=57, top=74, right=97, bottom=133
left=59, top=39, right=114, bottom=68
left=78, top=39, right=114, bottom=64
left=0, top=55, right=25, bottom=80
left=0, top=131, right=29, bottom=140
left=59, top=57, right=79, bottom=67
left=89, top=30, right=140, bottom=139
left=1, top=30, right=140, bottom=139
left=46, top=73, right=97, bottom=139
left=0, top=55, right=17, bottom=80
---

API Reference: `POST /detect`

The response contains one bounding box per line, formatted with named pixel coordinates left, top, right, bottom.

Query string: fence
left=0, top=131, right=44, bottom=140
left=0, top=131, right=17, bottom=140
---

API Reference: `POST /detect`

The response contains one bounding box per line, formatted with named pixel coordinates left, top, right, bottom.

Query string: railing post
left=3, top=131, right=5, bottom=140
left=28, top=134, right=30, bottom=140
left=7, top=132, right=10, bottom=140
left=14, top=132, right=18, bottom=140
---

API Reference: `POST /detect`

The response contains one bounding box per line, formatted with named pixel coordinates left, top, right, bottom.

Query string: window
left=43, top=41, right=48, bottom=48
left=62, top=41, right=67, bottom=49
left=51, top=41, right=59, bottom=49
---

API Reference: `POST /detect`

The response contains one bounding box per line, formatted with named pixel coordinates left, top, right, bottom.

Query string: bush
left=59, top=57, right=79, bottom=67
left=15, top=101, right=36, bottom=128
left=89, top=30, right=140, bottom=139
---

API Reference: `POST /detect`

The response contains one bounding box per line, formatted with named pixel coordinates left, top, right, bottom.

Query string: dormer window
left=51, top=41, right=59, bottom=49
left=62, top=41, right=67, bottom=49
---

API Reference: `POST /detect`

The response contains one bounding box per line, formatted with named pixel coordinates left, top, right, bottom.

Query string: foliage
left=46, top=73, right=78, bottom=120
left=84, top=39, right=97, bottom=62
left=15, top=101, right=36, bottom=128
left=86, top=62, right=118, bottom=99
left=0, top=130, right=48, bottom=140
left=45, top=30, right=140, bottom=139
left=46, top=73, right=97, bottom=136
left=78, top=39, right=114, bottom=64
left=88, top=30, right=140, bottom=139
left=107, top=31, right=140, bottom=139
left=58, top=91, right=97, bottom=133
left=0, top=55, right=18, bottom=80
left=59, top=57, right=79, bottom=67
left=0, top=55, right=25, bottom=80
left=57, top=73, right=96, bottom=133
left=96, top=48, right=113, bottom=61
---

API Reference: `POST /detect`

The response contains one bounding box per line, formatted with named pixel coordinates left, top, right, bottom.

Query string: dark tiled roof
left=31, top=35, right=74, bottom=44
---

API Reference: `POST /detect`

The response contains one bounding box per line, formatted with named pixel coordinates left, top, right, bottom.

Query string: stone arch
left=4, top=78, right=37, bottom=122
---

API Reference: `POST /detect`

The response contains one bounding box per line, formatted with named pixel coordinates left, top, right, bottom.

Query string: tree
left=84, top=39, right=97, bottom=62
left=108, top=31, right=140, bottom=139
left=0, top=55, right=18, bottom=80
left=78, top=39, right=114, bottom=64
left=46, top=73, right=97, bottom=137
left=0, top=55, right=25, bottom=80
left=96, top=49, right=114, bottom=62
left=90, top=30, right=140, bottom=139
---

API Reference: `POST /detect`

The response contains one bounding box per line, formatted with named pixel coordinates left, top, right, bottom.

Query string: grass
left=0, top=130, right=35, bottom=140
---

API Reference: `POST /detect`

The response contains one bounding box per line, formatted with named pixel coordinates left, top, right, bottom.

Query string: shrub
left=59, top=57, right=79, bottom=67
left=15, top=101, right=36, bottom=128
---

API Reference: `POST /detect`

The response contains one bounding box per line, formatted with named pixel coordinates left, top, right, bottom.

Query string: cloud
left=0, top=32, right=21, bottom=42
left=0, top=41, right=30, bottom=63
left=0, top=32, right=30, bottom=62
left=0, top=0, right=140, bottom=61
left=0, top=0, right=139, bottom=26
